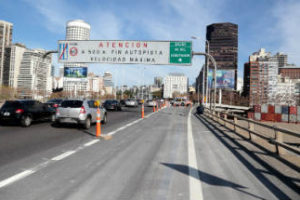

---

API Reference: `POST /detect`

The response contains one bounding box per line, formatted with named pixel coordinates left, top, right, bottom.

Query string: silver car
left=125, top=99, right=138, bottom=107
left=55, top=99, right=107, bottom=129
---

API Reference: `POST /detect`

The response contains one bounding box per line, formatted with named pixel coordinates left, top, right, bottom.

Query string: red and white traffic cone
left=142, top=104, right=144, bottom=119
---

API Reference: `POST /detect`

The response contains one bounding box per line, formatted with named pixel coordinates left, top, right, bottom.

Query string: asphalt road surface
left=0, top=106, right=298, bottom=200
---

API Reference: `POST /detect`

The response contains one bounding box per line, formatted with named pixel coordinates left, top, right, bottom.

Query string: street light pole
left=191, top=36, right=210, bottom=106
left=205, top=41, right=210, bottom=107
left=192, top=51, right=217, bottom=111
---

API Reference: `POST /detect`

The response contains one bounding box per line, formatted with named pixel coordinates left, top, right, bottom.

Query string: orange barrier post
left=156, top=102, right=159, bottom=111
left=96, top=107, right=101, bottom=137
left=142, top=104, right=144, bottom=119
left=153, top=105, right=155, bottom=112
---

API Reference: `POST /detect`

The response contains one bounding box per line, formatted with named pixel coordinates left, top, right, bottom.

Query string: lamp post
left=192, top=51, right=217, bottom=111
left=191, top=36, right=210, bottom=106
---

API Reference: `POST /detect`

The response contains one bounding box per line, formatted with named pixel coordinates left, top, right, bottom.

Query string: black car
left=45, top=99, right=63, bottom=108
left=103, top=100, right=122, bottom=111
left=0, top=100, right=55, bottom=127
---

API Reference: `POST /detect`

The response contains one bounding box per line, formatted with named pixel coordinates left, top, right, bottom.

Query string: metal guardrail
left=203, top=108, right=300, bottom=156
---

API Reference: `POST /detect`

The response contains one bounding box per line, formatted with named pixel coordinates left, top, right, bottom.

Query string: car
left=55, top=99, right=107, bottom=129
left=45, top=99, right=63, bottom=109
left=103, top=99, right=122, bottom=111
left=120, top=99, right=126, bottom=107
left=146, top=100, right=157, bottom=107
left=125, top=99, right=138, bottom=107
left=0, top=100, right=55, bottom=127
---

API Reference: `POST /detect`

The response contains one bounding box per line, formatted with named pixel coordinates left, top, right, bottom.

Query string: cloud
left=272, top=0, right=300, bottom=65
left=23, top=0, right=226, bottom=86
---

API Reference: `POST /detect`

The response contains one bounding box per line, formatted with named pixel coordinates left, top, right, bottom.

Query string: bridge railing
left=203, top=108, right=300, bottom=157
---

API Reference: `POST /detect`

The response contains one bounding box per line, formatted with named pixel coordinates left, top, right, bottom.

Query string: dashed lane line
left=84, top=139, right=100, bottom=147
left=0, top=107, right=164, bottom=189
left=0, top=170, right=35, bottom=189
left=51, top=151, right=76, bottom=161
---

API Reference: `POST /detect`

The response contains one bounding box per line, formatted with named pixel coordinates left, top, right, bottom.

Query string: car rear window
left=47, top=99, right=62, bottom=103
left=61, top=100, right=83, bottom=108
left=2, top=101, right=23, bottom=108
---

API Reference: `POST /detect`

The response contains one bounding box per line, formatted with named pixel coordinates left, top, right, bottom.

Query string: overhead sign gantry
left=58, top=40, right=192, bottom=65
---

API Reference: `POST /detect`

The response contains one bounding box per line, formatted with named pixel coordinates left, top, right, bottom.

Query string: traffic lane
left=0, top=107, right=190, bottom=200
left=0, top=106, right=152, bottom=180
left=85, top=105, right=153, bottom=135
left=192, top=113, right=298, bottom=199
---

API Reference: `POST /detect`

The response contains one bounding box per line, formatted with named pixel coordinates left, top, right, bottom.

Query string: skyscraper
left=63, top=20, right=91, bottom=96
left=243, top=48, right=297, bottom=105
left=196, top=22, right=238, bottom=96
left=3, top=43, right=26, bottom=88
left=0, top=20, right=13, bottom=85
left=206, top=22, right=238, bottom=89
left=17, top=49, right=52, bottom=100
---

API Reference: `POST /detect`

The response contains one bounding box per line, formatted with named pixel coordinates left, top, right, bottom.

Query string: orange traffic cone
left=96, top=108, right=101, bottom=137
left=142, top=104, right=144, bottom=119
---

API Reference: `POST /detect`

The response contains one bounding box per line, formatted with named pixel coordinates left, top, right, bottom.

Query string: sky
left=1, top=0, right=300, bottom=87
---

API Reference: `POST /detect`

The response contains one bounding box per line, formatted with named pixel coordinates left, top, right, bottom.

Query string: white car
left=146, top=100, right=157, bottom=107
left=125, top=99, right=138, bottom=107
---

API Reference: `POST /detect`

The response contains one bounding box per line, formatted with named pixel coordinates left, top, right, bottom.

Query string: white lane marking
left=187, top=108, right=204, bottom=200
left=0, top=170, right=35, bottom=188
left=0, top=110, right=158, bottom=189
left=84, top=139, right=100, bottom=147
left=51, top=151, right=76, bottom=161
left=108, top=118, right=143, bottom=136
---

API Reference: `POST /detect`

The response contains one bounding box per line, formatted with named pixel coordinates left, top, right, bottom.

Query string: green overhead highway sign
left=169, top=41, right=192, bottom=65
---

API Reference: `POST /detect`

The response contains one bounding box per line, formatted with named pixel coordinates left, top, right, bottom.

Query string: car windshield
left=61, top=100, right=83, bottom=108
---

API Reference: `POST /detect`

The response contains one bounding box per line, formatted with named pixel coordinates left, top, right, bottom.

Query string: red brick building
left=279, top=67, right=300, bottom=79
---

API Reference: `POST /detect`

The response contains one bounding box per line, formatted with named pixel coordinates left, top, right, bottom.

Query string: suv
left=0, top=100, right=55, bottom=127
left=55, top=99, right=107, bottom=129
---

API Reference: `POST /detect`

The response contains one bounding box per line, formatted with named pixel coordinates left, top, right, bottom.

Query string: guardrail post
left=234, top=115, right=237, bottom=132
left=248, top=120, right=254, bottom=140
left=274, top=126, right=285, bottom=155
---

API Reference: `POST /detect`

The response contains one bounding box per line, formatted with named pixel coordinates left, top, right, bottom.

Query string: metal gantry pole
left=192, top=51, right=217, bottom=111
left=205, top=41, right=210, bottom=107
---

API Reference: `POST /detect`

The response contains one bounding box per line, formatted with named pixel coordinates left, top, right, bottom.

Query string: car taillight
left=53, top=104, right=58, bottom=108
left=80, top=106, right=86, bottom=114
left=15, top=109, right=24, bottom=114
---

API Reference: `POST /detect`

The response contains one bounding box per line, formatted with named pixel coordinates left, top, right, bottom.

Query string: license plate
left=4, top=112, right=10, bottom=116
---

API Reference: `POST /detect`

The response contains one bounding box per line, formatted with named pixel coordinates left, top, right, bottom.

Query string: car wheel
left=83, top=117, right=91, bottom=129
left=101, top=114, right=107, bottom=124
left=21, top=115, right=32, bottom=127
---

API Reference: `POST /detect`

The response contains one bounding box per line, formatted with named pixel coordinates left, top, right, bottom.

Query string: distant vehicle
left=125, top=99, right=138, bottom=107
left=45, top=99, right=63, bottom=108
left=146, top=100, right=157, bottom=107
left=103, top=99, right=122, bottom=111
left=0, top=100, right=55, bottom=127
left=55, top=99, right=107, bottom=129
left=173, top=97, right=186, bottom=106
left=120, top=99, right=126, bottom=107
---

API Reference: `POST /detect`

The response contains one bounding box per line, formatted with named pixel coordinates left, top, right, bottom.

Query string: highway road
left=0, top=106, right=299, bottom=199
